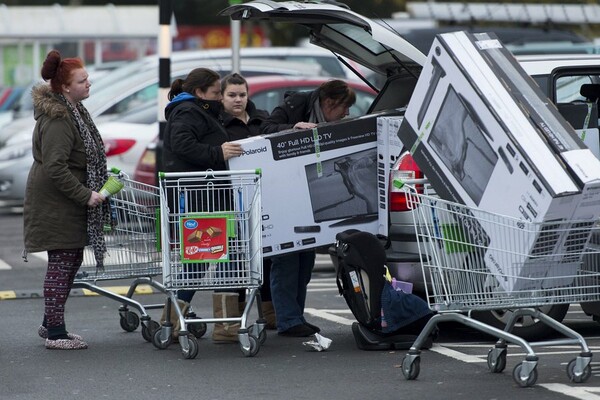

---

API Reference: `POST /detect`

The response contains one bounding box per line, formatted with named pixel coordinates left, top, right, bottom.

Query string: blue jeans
left=270, top=250, right=316, bottom=332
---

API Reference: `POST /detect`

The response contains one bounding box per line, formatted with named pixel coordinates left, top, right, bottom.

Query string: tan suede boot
left=212, top=293, right=240, bottom=343
left=160, top=299, right=189, bottom=338
left=261, top=301, right=277, bottom=330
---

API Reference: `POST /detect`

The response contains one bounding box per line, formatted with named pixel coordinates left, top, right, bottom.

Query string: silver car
left=0, top=56, right=329, bottom=203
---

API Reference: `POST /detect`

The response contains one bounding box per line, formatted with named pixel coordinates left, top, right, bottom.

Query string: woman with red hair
left=23, top=50, right=109, bottom=350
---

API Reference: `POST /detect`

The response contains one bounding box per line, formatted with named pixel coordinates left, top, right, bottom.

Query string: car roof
left=82, top=58, right=325, bottom=116
left=220, top=0, right=426, bottom=79
left=516, top=54, right=600, bottom=76
left=243, top=75, right=376, bottom=93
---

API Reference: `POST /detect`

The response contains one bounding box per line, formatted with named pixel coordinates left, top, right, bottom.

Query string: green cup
left=100, top=176, right=124, bottom=197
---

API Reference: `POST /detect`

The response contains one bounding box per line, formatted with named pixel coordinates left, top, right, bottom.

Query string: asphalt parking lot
left=2, top=207, right=600, bottom=399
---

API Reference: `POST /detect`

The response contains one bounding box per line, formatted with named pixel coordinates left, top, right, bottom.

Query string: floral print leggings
left=43, top=248, right=84, bottom=328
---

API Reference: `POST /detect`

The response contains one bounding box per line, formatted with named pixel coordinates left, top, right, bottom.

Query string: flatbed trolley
left=73, top=169, right=165, bottom=342
left=154, top=169, right=264, bottom=359
left=400, top=180, right=600, bottom=387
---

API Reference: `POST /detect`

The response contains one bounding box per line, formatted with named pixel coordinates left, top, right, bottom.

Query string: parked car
left=220, top=1, right=600, bottom=340
left=133, top=75, right=377, bottom=185
left=0, top=58, right=328, bottom=203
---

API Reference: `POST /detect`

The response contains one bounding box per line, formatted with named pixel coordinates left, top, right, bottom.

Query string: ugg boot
left=212, top=293, right=241, bottom=343
left=261, top=301, right=277, bottom=330
left=160, top=299, right=189, bottom=338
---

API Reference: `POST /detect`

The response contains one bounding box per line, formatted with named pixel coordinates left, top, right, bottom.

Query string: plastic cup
left=99, top=176, right=124, bottom=197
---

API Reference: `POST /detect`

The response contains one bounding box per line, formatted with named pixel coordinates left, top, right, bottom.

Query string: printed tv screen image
left=428, top=86, right=498, bottom=205
left=304, top=148, right=378, bottom=225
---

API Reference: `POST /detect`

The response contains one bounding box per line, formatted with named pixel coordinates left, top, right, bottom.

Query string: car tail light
left=133, top=144, right=157, bottom=186
left=104, top=139, right=136, bottom=157
left=389, top=152, right=423, bottom=212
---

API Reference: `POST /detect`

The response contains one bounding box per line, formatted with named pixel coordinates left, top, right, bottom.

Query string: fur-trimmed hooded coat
left=23, top=84, right=96, bottom=252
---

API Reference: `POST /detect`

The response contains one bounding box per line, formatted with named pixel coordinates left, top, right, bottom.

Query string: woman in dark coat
left=261, top=79, right=357, bottom=337
left=24, top=50, right=110, bottom=350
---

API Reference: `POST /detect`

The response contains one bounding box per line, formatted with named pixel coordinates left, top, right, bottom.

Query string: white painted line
left=0, top=259, right=11, bottom=270
left=540, top=384, right=600, bottom=400
left=429, top=344, right=484, bottom=363
left=305, top=307, right=355, bottom=326
left=28, top=252, right=48, bottom=262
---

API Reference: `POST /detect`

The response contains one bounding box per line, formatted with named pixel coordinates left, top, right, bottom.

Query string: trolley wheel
left=487, top=348, right=507, bottom=373
left=512, top=363, right=538, bottom=387
left=566, top=358, right=592, bottom=383
left=152, top=327, right=172, bottom=350
left=181, top=335, right=199, bottom=360
left=119, top=311, right=140, bottom=332
left=142, top=320, right=160, bottom=342
left=258, top=328, right=267, bottom=345
left=188, top=321, right=207, bottom=339
left=240, top=334, right=260, bottom=357
left=402, top=356, right=420, bottom=380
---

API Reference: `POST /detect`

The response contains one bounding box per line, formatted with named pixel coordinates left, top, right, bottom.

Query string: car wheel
left=471, top=304, right=570, bottom=341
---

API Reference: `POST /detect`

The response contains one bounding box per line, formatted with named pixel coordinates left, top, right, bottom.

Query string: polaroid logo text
left=242, top=146, right=268, bottom=156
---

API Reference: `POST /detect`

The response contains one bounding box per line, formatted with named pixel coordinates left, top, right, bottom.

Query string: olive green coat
left=23, top=84, right=94, bottom=252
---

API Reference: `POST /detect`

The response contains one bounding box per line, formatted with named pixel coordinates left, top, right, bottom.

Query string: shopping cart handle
left=109, top=167, right=122, bottom=174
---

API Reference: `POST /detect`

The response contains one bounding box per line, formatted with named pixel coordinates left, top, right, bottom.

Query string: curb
left=0, top=285, right=160, bottom=300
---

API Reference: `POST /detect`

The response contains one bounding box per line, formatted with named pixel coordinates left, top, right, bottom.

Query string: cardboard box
left=229, top=111, right=400, bottom=256
left=398, top=31, right=600, bottom=293
left=376, top=116, right=404, bottom=236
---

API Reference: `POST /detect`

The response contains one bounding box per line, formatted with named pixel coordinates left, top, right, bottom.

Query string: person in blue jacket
left=161, top=67, right=245, bottom=341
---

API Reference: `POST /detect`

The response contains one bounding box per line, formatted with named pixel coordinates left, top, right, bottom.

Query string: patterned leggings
left=43, top=248, right=84, bottom=328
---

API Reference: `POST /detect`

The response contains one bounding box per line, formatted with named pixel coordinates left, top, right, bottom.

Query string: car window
left=556, top=75, right=595, bottom=103
left=103, top=83, right=159, bottom=116
left=251, top=86, right=375, bottom=116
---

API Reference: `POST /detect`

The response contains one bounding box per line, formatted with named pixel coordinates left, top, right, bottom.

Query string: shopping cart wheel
left=119, top=311, right=140, bottom=332
left=487, top=347, right=507, bottom=373
left=181, top=335, right=199, bottom=360
left=257, top=328, right=267, bottom=345
left=188, top=321, right=207, bottom=339
left=512, top=363, right=538, bottom=387
left=240, top=334, right=260, bottom=357
left=566, top=358, right=592, bottom=383
left=151, top=327, right=172, bottom=350
left=401, top=355, right=420, bottom=380
left=142, top=320, right=160, bottom=342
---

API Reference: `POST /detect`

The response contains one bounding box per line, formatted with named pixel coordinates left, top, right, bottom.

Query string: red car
left=133, top=75, right=377, bottom=185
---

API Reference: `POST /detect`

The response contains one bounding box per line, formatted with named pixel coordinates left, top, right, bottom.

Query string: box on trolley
left=397, top=31, right=600, bottom=293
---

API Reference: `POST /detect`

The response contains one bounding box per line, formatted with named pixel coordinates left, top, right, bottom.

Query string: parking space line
left=539, top=384, right=600, bottom=399
left=305, top=307, right=355, bottom=326
left=0, top=259, right=11, bottom=270
left=429, top=344, right=483, bottom=363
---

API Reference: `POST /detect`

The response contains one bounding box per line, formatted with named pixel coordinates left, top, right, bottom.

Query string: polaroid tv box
left=229, top=110, right=401, bottom=257
left=377, top=116, right=405, bottom=236
left=398, top=31, right=600, bottom=293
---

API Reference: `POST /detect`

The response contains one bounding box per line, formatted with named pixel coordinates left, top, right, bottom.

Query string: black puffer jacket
left=260, top=90, right=318, bottom=135
left=162, top=94, right=228, bottom=172
left=221, top=100, right=268, bottom=139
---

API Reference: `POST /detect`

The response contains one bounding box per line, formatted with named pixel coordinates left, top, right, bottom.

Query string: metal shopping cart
left=73, top=169, right=165, bottom=342
left=154, top=169, right=264, bottom=359
left=400, top=181, right=600, bottom=387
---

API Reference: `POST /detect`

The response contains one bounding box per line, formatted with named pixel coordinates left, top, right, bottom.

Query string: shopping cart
left=154, top=169, right=264, bottom=359
left=399, top=181, right=600, bottom=387
left=73, top=169, right=165, bottom=342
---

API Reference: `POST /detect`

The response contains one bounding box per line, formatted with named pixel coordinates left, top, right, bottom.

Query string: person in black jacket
left=261, top=79, right=357, bottom=337
left=219, top=73, right=277, bottom=335
left=161, top=67, right=244, bottom=340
